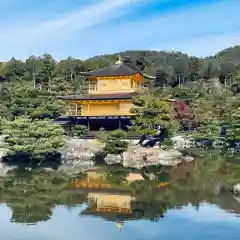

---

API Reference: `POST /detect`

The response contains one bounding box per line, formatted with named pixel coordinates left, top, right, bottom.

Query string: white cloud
left=37, top=0, right=139, bottom=33
left=76, top=0, right=240, bottom=57
left=1, top=0, right=144, bottom=60
left=1, top=0, right=240, bottom=60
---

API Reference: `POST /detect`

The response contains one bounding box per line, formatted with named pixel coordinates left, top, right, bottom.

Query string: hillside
left=214, top=45, right=240, bottom=66
left=89, top=45, right=240, bottom=66
left=87, top=46, right=240, bottom=80
left=88, top=50, right=190, bottom=75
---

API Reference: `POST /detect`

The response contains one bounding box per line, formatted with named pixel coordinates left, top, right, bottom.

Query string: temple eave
left=87, top=207, right=132, bottom=213
left=81, top=209, right=135, bottom=219
left=57, top=92, right=137, bottom=101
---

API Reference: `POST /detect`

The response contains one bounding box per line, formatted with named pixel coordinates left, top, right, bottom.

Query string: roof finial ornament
left=115, top=55, right=123, bottom=64
left=115, top=221, right=124, bottom=231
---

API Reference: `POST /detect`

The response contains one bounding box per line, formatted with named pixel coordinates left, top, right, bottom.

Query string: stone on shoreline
left=62, top=138, right=195, bottom=170
left=103, top=146, right=194, bottom=169
left=0, top=163, right=16, bottom=177
left=123, top=147, right=186, bottom=168
left=104, top=154, right=122, bottom=165
left=233, top=184, right=240, bottom=195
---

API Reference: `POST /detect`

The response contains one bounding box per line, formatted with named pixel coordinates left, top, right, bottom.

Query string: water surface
left=0, top=152, right=239, bottom=240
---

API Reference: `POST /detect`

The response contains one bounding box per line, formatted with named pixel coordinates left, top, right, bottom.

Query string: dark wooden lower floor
left=54, top=115, right=133, bottom=131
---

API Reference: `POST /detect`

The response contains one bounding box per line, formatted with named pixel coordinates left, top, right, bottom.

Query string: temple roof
left=80, top=60, right=140, bottom=77
left=53, top=116, right=72, bottom=125
left=64, top=188, right=132, bottom=194
left=80, top=209, right=138, bottom=221
left=57, top=92, right=137, bottom=100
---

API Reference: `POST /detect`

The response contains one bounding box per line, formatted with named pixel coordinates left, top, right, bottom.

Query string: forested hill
left=90, top=45, right=240, bottom=65
left=87, top=45, right=240, bottom=80
left=214, top=45, right=240, bottom=66
left=0, top=45, right=240, bottom=82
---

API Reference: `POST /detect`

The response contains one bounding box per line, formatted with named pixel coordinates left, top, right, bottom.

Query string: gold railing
left=66, top=110, right=134, bottom=116
left=88, top=84, right=97, bottom=91
left=66, top=105, right=81, bottom=116
left=66, top=110, right=82, bottom=116
left=81, top=110, right=134, bottom=116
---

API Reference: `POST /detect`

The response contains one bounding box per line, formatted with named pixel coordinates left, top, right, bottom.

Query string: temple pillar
left=75, top=104, right=77, bottom=116
left=87, top=118, right=90, bottom=131
left=118, top=119, right=121, bottom=129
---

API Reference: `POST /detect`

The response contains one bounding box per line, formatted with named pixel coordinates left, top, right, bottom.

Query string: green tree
left=199, top=59, right=219, bottom=79
left=40, top=54, right=56, bottom=91
left=4, top=57, right=25, bottom=80
left=72, top=125, right=88, bottom=137
left=218, top=62, right=237, bottom=85
left=25, top=55, right=41, bottom=89
left=2, top=117, right=65, bottom=160
left=155, top=68, right=169, bottom=87
left=131, top=89, right=179, bottom=136
left=188, top=57, right=201, bottom=81
left=98, top=129, right=128, bottom=155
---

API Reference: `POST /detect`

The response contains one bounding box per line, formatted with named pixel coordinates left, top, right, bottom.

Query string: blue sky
left=1, top=203, right=240, bottom=240
left=1, top=0, right=240, bottom=60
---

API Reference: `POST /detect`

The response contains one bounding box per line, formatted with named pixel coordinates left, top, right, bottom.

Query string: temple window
left=131, top=79, right=135, bottom=88
left=89, top=79, right=97, bottom=90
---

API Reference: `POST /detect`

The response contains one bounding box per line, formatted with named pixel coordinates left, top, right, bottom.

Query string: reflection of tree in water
left=172, top=151, right=239, bottom=194
left=159, top=152, right=240, bottom=214
left=0, top=168, right=87, bottom=224
left=0, top=151, right=239, bottom=224
left=105, top=165, right=130, bottom=185
left=129, top=181, right=172, bottom=222
left=131, top=198, right=168, bottom=222
left=128, top=151, right=240, bottom=221
left=90, top=152, right=240, bottom=222
left=10, top=204, right=52, bottom=224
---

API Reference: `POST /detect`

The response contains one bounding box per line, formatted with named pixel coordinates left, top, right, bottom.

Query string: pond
left=0, top=151, right=239, bottom=240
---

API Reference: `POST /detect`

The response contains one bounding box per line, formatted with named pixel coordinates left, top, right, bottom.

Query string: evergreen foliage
left=0, top=46, right=239, bottom=157
left=1, top=118, right=65, bottom=159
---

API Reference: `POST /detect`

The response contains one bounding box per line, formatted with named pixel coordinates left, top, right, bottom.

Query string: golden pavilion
left=56, top=57, right=146, bottom=130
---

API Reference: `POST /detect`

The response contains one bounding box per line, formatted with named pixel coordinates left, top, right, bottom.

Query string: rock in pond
left=0, top=163, right=16, bottom=177
left=61, top=138, right=104, bottom=161
left=104, top=154, right=122, bottom=165
left=233, top=184, right=240, bottom=195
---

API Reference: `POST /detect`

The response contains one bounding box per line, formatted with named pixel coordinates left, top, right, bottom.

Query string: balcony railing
left=66, top=110, right=82, bottom=116
left=66, top=109, right=134, bottom=116
left=88, top=84, right=97, bottom=91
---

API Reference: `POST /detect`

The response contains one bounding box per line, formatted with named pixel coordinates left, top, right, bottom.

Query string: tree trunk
left=71, top=72, right=75, bottom=95
left=0, top=83, right=2, bottom=98
left=32, top=70, right=36, bottom=89
left=48, top=75, right=51, bottom=92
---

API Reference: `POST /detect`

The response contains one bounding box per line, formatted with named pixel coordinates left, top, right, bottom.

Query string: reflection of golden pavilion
left=67, top=170, right=135, bottom=213
left=116, top=221, right=124, bottom=231
left=87, top=192, right=135, bottom=213
left=68, top=170, right=112, bottom=189
left=82, top=192, right=137, bottom=228
left=66, top=170, right=139, bottom=225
